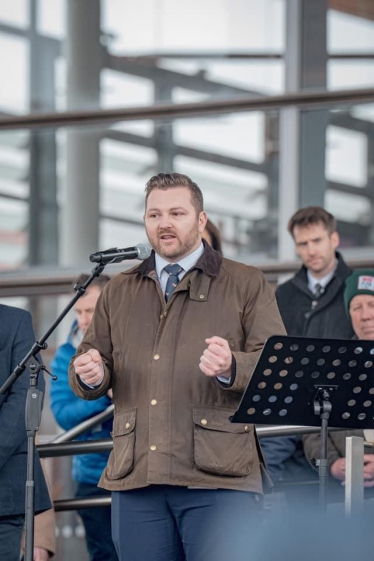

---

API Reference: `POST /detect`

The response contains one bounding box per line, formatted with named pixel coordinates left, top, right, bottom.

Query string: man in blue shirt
left=50, top=274, right=117, bottom=561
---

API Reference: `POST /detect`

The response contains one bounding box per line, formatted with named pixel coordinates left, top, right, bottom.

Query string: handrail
left=54, top=496, right=111, bottom=512
left=38, top=439, right=113, bottom=458
left=52, top=405, right=114, bottom=444
left=42, top=425, right=342, bottom=512
left=0, top=257, right=373, bottom=297
left=38, top=424, right=327, bottom=458
left=0, top=87, right=373, bottom=131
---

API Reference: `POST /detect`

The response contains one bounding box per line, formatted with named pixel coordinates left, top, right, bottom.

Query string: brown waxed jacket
left=69, top=244, right=286, bottom=494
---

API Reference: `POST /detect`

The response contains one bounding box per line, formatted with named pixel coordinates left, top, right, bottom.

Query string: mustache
left=158, top=230, right=177, bottom=237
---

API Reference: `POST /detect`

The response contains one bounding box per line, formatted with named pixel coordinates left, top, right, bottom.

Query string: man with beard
left=303, top=269, right=374, bottom=495
left=68, top=172, right=285, bottom=561
left=261, top=207, right=354, bottom=499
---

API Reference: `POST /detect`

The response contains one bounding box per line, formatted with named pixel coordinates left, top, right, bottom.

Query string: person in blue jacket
left=50, top=274, right=118, bottom=561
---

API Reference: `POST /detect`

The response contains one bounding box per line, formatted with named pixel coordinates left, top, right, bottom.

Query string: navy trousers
left=76, top=482, right=118, bottom=561
left=111, top=485, right=261, bottom=561
left=0, top=514, right=25, bottom=561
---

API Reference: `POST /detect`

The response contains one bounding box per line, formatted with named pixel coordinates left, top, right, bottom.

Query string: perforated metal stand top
left=232, top=335, right=374, bottom=429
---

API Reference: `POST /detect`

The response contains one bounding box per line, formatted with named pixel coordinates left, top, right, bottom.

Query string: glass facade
left=0, top=0, right=373, bottom=274
left=1, top=2, right=374, bottom=558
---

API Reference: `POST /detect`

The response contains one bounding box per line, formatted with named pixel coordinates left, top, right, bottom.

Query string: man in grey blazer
left=0, top=304, right=51, bottom=561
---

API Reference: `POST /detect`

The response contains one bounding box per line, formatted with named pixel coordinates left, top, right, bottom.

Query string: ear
left=198, top=211, right=208, bottom=233
left=330, top=231, right=339, bottom=249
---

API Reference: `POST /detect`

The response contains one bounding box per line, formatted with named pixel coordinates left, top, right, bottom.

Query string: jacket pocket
left=193, top=406, right=253, bottom=477
left=106, top=408, right=136, bottom=480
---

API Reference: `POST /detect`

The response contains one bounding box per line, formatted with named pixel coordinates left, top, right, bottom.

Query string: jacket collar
left=123, top=239, right=222, bottom=279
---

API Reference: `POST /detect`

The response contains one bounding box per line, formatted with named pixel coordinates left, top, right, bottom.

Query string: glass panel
left=326, top=126, right=367, bottom=187
left=102, top=0, right=285, bottom=54
left=328, top=8, right=374, bottom=90
left=0, top=0, right=28, bottom=29
left=1, top=0, right=285, bottom=117
left=0, top=101, right=373, bottom=269
left=0, top=34, right=29, bottom=113
left=37, top=0, right=65, bottom=40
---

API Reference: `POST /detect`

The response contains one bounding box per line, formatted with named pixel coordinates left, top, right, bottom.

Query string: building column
left=61, top=0, right=101, bottom=267
left=278, top=0, right=328, bottom=260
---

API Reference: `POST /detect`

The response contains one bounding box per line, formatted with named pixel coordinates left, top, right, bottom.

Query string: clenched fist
left=73, top=348, right=104, bottom=386
left=199, top=336, right=232, bottom=378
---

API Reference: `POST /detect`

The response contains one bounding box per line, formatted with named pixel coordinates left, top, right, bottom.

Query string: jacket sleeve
left=302, top=432, right=341, bottom=470
left=50, top=343, right=112, bottom=430
left=0, top=310, right=45, bottom=471
left=223, top=270, right=286, bottom=393
left=20, top=509, right=56, bottom=556
left=32, top=508, right=56, bottom=555
left=69, top=288, right=114, bottom=401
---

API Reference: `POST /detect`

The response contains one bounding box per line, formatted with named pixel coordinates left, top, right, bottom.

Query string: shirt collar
left=155, top=243, right=204, bottom=280
left=307, top=263, right=337, bottom=294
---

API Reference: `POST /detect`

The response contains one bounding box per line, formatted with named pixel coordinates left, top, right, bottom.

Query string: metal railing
left=51, top=405, right=114, bottom=444
left=0, top=87, right=374, bottom=131
left=40, top=422, right=325, bottom=512
left=1, top=257, right=374, bottom=297
left=42, top=423, right=322, bottom=454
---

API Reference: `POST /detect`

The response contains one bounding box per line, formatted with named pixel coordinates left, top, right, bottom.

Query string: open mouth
left=160, top=234, right=177, bottom=241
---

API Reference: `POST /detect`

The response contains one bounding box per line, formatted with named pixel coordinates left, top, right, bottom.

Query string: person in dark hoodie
left=50, top=274, right=118, bottom=561
left=261, top=206, right=354, bottom=497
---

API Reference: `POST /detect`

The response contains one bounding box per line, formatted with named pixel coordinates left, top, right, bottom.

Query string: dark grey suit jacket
left=0, top=304, right=51, bottom=517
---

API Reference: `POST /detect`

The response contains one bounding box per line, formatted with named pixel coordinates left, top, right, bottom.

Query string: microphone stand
left=0, top=262, right=107, bottom=561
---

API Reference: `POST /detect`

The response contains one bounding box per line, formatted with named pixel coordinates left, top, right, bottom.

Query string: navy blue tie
left=314, top=283, right=323, bottom=298
left=164, top=264, right=183, bottom=302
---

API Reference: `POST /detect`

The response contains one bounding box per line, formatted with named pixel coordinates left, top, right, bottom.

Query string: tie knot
left=314, top=283, right=323, bottom=298
left=164, top=264, right=183, bottom=276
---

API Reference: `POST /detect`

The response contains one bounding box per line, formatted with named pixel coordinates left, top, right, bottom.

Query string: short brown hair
left=73, top=273, right=110, bottom=292
left=288, top=206, right=337, bottom=237
left=145, top=173, right=204, bottom=215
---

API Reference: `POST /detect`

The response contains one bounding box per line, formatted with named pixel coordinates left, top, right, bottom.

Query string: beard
left=147, top=225, right=201, bottom=261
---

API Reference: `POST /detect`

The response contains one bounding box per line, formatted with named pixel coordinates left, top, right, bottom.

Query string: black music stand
left=231, top=335, right=374, bottom=511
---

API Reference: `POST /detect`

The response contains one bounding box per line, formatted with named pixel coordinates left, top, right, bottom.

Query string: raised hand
left=73, top=348, right=104, bottom=386
left=199, top=336, right=232, bottom=378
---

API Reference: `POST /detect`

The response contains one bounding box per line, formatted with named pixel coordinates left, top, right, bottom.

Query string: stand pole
left=24, top=365, right=43, bottom=561
left=0, top=262, right=107, bottom=561
left=314, top=387, right=333, bottom=513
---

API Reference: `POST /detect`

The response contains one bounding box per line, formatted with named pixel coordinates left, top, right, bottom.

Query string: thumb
left=87, top=348, right=102, bottom=363
left=205, top=336, right=226, bottom=347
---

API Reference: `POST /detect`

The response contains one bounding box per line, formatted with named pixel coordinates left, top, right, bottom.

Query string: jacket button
left=153, top=354, right=160, bottom=360
left=125, top=423, right=130, bottom=429
left=201, top=418, right=208, bottom=426
left=151, top=399, right=157, bottom=406
left=199, top=294, right=204, bottom=299
left=150, top=445, right=157, bottom=451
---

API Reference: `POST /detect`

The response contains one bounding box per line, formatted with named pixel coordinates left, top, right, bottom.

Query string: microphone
left=90, top=243, right=151, bottom=264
